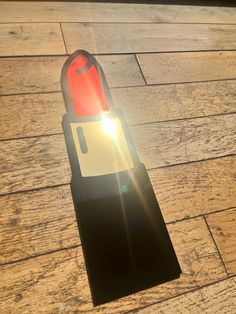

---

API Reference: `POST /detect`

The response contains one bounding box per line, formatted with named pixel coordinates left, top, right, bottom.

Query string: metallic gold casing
left=71, top=117, right=134, bottom=177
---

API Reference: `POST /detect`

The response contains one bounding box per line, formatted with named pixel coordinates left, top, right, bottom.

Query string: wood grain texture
left=1, top=2, right=236, bottom=23
left=0, top=185, right=79, bottom=264
left=0, top=23, right=65, bottom=56
left=0, top=218, right=227, bottom=313
left=0, top=1, right=235, bottom=312
left=132, top=113, right=236, bottom=169
left=0, top=55, right=144, bottom=95
left=1, top=80, right=236, bottom=140
left=113, top=80, right=236, bottom=125
left=150, top=156, right=236, bottom=223
left=207, top=209, right=236, bottom=275
left=0, top=93, right=66, bottom=139
left=134, top=277, right=236, bottom=313
left=0, top=156, right=235, bottom=264
left=0, top=57, right=65, bottom=95
left=137, top=51, right=236, bottom=84
left=0, top=135, right=70, bottom=195
left=62, top=23, right=236, bottom=54
left=0, top=114, right=235, bottom=195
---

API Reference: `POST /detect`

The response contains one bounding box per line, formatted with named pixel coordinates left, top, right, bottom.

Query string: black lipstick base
left=69, top=162, right=181, bottom=306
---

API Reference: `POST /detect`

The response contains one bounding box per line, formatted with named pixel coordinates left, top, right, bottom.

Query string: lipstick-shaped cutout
left=61, top=50, right=181, bottom=306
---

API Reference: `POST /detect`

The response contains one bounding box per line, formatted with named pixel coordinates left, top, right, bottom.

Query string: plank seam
left=0, top=175, right=235, bottom=222
left=0, top=78, right=236, bottom=98
left=124, top=274, right=236, bottom=314
left=203, top=216, right=230, bottom=276
left=1, top=78, right=236, bottom=97
left=59, top=22, right=68, bottom=54
left=1, top=22, right=236, bottom=25
left=134, top=54, right=147, bottom=85
left=2, top=49, right=236, bottom=58
left=1, top=111, right=235, bottom=142
left=0, top=251, right=233, bottom=313
left=3, top=49, right=236, bottom=59
left=0, top=154, right=235, bottom=198
left=1, top=208, right=235, bottom=270
left=112, top=78, right=236, bottom=88
left=0, top=211, right=234, bottom=268
left=165, top=206, right=236, bottom=225
left=0, top=244, right=80, bottom=267
left=147, top=153, right=236, bottom=171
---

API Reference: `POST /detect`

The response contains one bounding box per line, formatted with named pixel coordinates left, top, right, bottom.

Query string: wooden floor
left=0, top=2, right=236, bottom=313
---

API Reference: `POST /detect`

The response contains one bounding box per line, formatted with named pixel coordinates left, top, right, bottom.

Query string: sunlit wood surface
left=0, top=2, right=235, bottom=313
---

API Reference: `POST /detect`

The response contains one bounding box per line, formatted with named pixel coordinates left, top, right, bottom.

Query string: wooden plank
left=137, top=51, right=236, bottom=85
left=150, top=156, right=236, bottom=223
left=1, top=52, right=235, bottom=96
left=207, top=209, right=236, bottom=275
left=0, top=156, right=235, bottom=264
left=112, top=80, right=236, bottom=125
left=0, top=185, right=79, bottom=265
left=0, top=93, right=66, bottom=139
left=0, top=114, right=235, bottom=195
left=62, top=23, right=236, bottom=54
left=0, top=57, right=65, bottom=95
left=1, top=80, right=236, bottom=140
left=0, top=1, right=236, bottom=24
left=132, top=113, right=236, bottom=169
left=0, top=218, right=227, bottom=313
left=0, top=23, right=65, bottom=56
left=1, top=2, right=236, bottom=23
left=0, top=135, right=70, bottom=195
left=0, top=55, right=144, bottom=95
left=135, top=277, right=236, bottom=313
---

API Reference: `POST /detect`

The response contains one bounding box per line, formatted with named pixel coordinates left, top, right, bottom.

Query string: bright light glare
left=102, top=117, right=117, bottom=138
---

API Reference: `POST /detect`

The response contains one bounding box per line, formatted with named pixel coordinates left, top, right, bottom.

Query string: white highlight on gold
left=101, top=116, right=117, bottom=138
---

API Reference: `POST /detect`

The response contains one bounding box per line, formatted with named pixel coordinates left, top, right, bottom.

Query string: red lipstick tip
left=73, top=55, right=88, bottom=70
